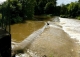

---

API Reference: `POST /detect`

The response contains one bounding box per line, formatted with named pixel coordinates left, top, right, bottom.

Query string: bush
left=11, top=16, right=23, bottom=24
left=0, top=13, right=2, bottom=19
left=0, top=14, right=2, bottom=26
left=60, top=15, right=69, bottom=18
left=43, top=14, right=52, bottom=19
left=34, top=14, right=52, bottom=21
left=76, top=16, right=80, bottom=20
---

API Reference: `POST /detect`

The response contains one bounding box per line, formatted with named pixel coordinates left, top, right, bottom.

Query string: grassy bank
left=60, top=15, right=80, bottom=20
left=0, top=14, right=53, bottom=25
left=11, top=14, right=53, bottom=24
left=33, top=14, right=53, bottom=21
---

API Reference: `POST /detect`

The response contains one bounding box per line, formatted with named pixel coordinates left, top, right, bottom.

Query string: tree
left=60, top=4, right=68, bottom=15
left=34, top=0, right=57, bottom=15
left=35, top=0, right=47, bottom=15
left=55, top=6, right=61, bottom=16
left=78, top=0, right=80, bottom=16
left=78, top=0, right=80, bottom=3
left=1, top=0, right=36, bottom=24
left=24, top=0, right=36, bottom=19
left=9, top=0, right=22, bottom=23
left=18, top=0, right=36, bottom=19
left=0, top=5, right=2, bottom=13
left=44, top=2, right=55, bottom=14
left=67, top=2, right=79, bottom=17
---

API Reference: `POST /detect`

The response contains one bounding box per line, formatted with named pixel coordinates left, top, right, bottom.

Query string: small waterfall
left=19, top=22, right=47, bottom=49
left=12, top=22, right=47, bottom=57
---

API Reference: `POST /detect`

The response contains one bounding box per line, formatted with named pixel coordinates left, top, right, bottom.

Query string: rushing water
left=11, top=17, right=80, bottom=57
left=59, top=18, right=80, bottom=43
left=11, top=21, right=45, bottom=42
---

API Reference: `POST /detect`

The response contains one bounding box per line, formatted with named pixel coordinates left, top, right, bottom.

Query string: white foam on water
left=59, top=17, right=80, bottom=43
left=12, top=23, right=47, bottom=57
left=15, top=49, right=40, bottom=57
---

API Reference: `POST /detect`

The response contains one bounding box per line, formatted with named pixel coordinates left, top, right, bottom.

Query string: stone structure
left=0, top=28, right=11, bottom=57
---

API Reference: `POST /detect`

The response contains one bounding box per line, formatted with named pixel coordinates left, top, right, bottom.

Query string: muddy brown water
left=11, top=17, right=80, bottom=57
left=11, top=21, right=45, bottom=42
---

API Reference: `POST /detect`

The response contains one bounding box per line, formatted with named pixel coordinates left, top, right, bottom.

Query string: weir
left=12, top=22, right=48, bottom=56
left=11, top=17, right=80, bottom=57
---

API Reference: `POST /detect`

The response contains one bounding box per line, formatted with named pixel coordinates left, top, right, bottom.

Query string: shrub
left=76, top=16, right=80, bottom=20
left=60, top=15, right=68, bottom=18
left=11, top=16, right=23, bottom=24
left=0, top=13, right=2, bottom=19
left=0, top=14, right=2, bottom=26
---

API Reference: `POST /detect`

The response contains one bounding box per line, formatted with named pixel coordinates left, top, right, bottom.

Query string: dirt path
left=28, top=22, right=79, bottom=57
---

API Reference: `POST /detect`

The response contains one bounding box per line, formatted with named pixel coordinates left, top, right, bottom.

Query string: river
left=11, top=17, right=80, bottom=57
left=59, top=17, right=80, bottom=43
left=11, top=21, right=45, bottom=42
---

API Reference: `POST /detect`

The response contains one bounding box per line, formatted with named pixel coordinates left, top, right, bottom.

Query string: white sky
left=0, top=0, right=78, bottom=5
left=0, top=0, right=6, bottom=3
left=57, top=0, right=78, bottom=5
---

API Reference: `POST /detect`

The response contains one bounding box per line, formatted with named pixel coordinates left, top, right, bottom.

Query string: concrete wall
left=0, top=29, right=11, bottom=57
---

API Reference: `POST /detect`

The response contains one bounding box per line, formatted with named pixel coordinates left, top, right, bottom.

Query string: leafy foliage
left=60, top=1, right=80, bottom=19
left=34, top=0, right=57, bottom=15
left=0, top=0, right=80, bottom=25
left=1, top=0, right=36, bottom=24
left=44, top=2, right=55, bottom=14
left=67, top=2, right=79, bottom=17
left=0, top=13, right=2, bottom=19
left=76, top=16, right=80, bottom=20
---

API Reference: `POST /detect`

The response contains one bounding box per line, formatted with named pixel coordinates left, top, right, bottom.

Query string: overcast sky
left=57, top=0, right=78, bottom=5
left=0, top=0, right=6, bottom=3
left=0, top=0, right=78, bottom=5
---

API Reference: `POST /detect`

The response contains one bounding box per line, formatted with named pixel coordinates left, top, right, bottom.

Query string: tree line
left=59, top=0, right=80, bottom=19
left=0, top=0, right=80, bottom=24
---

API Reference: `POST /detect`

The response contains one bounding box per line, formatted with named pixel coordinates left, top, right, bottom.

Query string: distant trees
left=34, top=0, right=57, bottom=15
left=67, top=2, right=78, bottom=17
left=0, top=0, right=80, bottom=25
left=10, top=0, right=36, bottom=23
left=18, top=0, right=36, bottom=19
left=60, top=4, right=68, bottom=15
left=0, top=0, right=36, bottom=24
left=44, top=2, right=54, bottom=14
left=78, top=0, right=80, bottom=3
left=59, top=1, right=80, bottom=19
left=0, top=5, right=2, bottom=13
left=34, top=0, right=80, bottom=18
